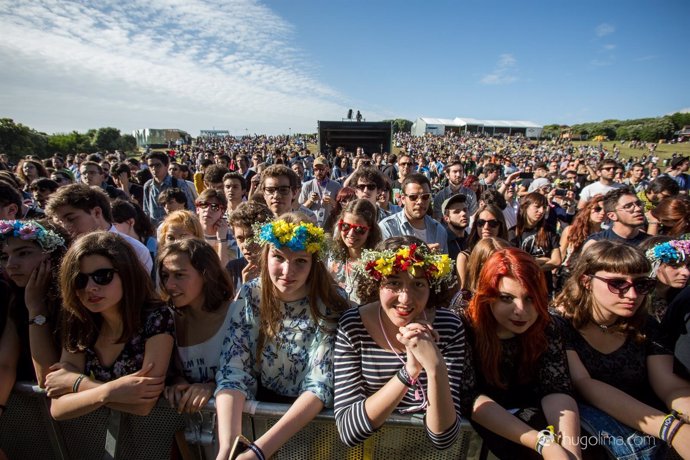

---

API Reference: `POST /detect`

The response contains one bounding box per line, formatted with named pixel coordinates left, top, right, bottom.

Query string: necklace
left=377, top=307, right=428, bottom=413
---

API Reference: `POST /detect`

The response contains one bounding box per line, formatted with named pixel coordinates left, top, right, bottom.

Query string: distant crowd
left=1, top=131, right=690, bottom=460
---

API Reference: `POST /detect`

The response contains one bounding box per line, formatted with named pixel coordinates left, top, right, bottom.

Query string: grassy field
left=306, top=140, right=690, bottom=162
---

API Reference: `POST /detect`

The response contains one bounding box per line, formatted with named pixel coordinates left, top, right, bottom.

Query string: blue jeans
left=578, top=403, right=667, bottom=460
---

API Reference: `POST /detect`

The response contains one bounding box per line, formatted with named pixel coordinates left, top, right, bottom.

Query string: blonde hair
left=157, top=210, right=203, bottom=248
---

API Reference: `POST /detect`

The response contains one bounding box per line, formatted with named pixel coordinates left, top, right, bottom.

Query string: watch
left=28, top=315, right=48, bottom=326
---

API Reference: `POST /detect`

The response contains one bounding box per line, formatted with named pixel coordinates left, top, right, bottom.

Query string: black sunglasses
left=75, top=268, right=118, bottom=290
left=589, top=275, right=656, bottom=296
left=356, top=183, right=378, bottom=192
left=476, top=218, right=500, bottom=228
left=196, top=201, right=224, bottom=212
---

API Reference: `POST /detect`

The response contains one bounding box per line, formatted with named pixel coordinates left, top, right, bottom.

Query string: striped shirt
left=333, top=306, right=466, bottom=449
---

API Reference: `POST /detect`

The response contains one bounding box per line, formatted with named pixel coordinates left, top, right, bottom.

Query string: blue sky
left=0, top=0, right=688, bottom=136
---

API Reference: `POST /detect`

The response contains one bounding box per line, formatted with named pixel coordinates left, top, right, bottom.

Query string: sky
left=1, top=0, right=688, bottom=136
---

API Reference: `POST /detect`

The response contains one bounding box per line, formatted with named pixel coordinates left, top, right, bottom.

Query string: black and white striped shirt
left=333, top=306, right=467, bottom=449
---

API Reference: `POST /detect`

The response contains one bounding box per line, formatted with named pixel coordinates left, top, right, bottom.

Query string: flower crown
left=356, top=243, right=455, bottom=292
left=254, top=219, right=327, bottom=254
left=0, top=220, right=66, bottom=253
left=645, top=239, right=690, bottom=277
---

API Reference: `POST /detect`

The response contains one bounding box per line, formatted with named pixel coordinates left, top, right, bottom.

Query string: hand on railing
left=164, top=382, right=214, bottom=414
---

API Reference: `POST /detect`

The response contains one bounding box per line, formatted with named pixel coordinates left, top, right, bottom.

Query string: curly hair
left=553, top=240, right=650, bottom=341
left=566, top=195, right=604, bottom=253
left=228, top=201, right=272, bottom=231
left=157, top=210, right=204, bottom=248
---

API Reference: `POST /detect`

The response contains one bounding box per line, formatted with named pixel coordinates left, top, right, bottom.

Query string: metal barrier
left=0, top=383, right=483, bottom=460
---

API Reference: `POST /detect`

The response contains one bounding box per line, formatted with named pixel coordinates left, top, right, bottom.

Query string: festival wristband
left=396, top=367, right=416, bottom=388
left=660, top=410, right=679, bottom=441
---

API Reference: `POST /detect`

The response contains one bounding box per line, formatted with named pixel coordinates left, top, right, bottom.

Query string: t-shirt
left=586, top=228, right=648, bottom=246
left=558, top=316, right=669, bottom=409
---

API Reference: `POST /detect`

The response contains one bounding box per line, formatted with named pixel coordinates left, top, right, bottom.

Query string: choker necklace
left=594, top=320, right=617, bottom=333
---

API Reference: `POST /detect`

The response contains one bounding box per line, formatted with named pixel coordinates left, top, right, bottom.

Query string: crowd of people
left=1, top=130, right=690, bottom=460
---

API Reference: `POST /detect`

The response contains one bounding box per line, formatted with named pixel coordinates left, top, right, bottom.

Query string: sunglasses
left=476, top=218, right=500, bottom=228
left=75, top=268, right=118, bottom=290
left=356, top=183, right=378, bottom=192
left=404, top=193, right=431, bottom=202
left=600, top=166, right=615, bottom=171
left=196, top=201, right=224, bottom=212
left=263, top=186, right=292, bottom=196
left=592, top=206, right=604, bottom=213
left=589, top=275, right=656, bottom=295
left=338, top=220, right=369, bottom=235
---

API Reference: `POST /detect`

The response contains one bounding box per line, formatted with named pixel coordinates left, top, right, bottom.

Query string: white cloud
left=480, top=54, right=518, bottom=85
left=602, top=44, right=617, bottom=51
left=0, top=0, right=361, bottom=134
left=595, top=23, right=615, bottom=37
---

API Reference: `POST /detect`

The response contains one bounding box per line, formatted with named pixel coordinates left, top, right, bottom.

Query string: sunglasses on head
left=404, top=193, right=431, bottom=202
left=476, top=218, right=500, bottom=228
left=356, top=183, right=378, bottom=192
left=75, top=268, right=118, bottom=290
left=196, top=201, right=224, bottom=212
left=589, top=275, right=656, bottom=295
left=338, top=220, right=369, bottom=235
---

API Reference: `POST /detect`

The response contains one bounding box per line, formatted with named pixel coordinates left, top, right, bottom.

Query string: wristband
left=660, top=410, right=681, bottom=442
left=72, top=374, right=86, bottom=393
left=396, top=367, right=416, bottom=388
left=666, top=419, right=684, bottom=446
left=535, top=426, right=556, bottom=455
left=247, top=443, right=265, bottom=460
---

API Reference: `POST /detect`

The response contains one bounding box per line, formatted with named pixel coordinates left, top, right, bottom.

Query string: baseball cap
left=313, top=156, right=328, bottom=167
left=441, top=193, right=467, bottom=214
left=528, top=177, right=551, bottom=193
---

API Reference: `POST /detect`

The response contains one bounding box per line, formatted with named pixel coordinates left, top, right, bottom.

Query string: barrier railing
left=0, top=383, right=484, bottom=460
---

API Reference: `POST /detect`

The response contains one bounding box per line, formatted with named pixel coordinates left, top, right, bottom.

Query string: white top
left=109, top=225, right=153, bottom=273
left=175, top=303, right=234, bottom=383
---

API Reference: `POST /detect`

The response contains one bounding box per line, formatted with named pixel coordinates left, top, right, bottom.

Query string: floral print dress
left=215, top=279, right=339, bottom=407
left=84, top=306, right=174, bottom=381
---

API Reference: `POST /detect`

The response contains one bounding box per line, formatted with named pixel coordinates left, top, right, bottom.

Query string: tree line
left=542, top=112, right=690, bottom=142
left=0, top=118, right=137, bottom=161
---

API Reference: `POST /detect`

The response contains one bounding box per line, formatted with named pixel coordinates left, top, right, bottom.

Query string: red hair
left=467, top=248, right=550, bottom=389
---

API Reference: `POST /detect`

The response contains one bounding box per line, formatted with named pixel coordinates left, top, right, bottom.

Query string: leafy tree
left=383, top=119, right=413, bottom=134
left=118, top=134, right=137, bottom=152
left=93, top=127, right=121, bottom=151
left=47, top=131, right=95, bottom=155
left=0, top=118, right=48, bottom=159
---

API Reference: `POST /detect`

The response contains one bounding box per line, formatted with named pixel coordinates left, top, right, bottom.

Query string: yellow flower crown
left=357, top=243, right=455, bottom=292
left=254, top=219, right=327, bottom=254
